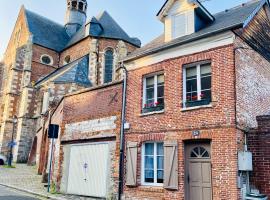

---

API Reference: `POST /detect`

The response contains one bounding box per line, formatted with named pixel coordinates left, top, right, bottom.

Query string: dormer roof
left=157, top=0, right=214, bottom=22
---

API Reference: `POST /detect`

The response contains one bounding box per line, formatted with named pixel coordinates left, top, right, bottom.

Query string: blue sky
left=0, top=0, right=250, bottom=59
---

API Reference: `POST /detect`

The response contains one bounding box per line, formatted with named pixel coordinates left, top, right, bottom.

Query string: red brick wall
left=235, top=37, right=270, bottom=129
left=124, top=45, right=239, bottom=199
left=248, top=115, right=270, bottom=197
left=50, top=82, right=123, bottom=193
left=31, top=45, right=59, bottom=82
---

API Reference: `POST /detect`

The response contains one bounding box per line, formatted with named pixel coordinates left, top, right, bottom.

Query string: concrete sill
left=140, top=110, right=165, bottom=117
left=181, top=104, right=213, bottom=112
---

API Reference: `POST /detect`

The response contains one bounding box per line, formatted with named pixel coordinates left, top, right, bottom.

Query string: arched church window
left=72, top=1, right=77, bottom=8
left=190, top=146, right=210, bottom=158
left=78, top=2, right=84, bottom=11
left=104, top=50, right=114, bottom=84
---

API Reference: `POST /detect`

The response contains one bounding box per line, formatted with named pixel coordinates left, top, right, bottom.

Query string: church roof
left=35, top=55, right=91, bottom=87
left=65, top=11, right=141, bottom=48
left=124, top=0, right=262, bottom=61
left=24, top=9, right=70, bottom=52
left=23, top=8, right=140, bottom=52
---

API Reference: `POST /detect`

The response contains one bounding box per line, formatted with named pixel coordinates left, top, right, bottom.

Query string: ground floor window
left=142, top=142, right=164, bottom=186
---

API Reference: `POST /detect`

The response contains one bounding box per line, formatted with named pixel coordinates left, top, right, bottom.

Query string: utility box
left=238, top=151, right=253, bottom=171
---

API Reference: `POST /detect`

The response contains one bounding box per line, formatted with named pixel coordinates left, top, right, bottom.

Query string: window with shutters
left=172, top=13, right=187, bottom=39
left=104, top=50, right=114, bottom=84
left=183, top=62, right=212, bottom=108
left=141, top=142, right=164, bottom=186
left=142, top=73, right=164, bottom=114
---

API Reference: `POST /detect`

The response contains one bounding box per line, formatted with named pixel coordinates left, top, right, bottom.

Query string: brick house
left=0, top=0, right=139, bottom=163
left=122, top=0, right=270, bottom=199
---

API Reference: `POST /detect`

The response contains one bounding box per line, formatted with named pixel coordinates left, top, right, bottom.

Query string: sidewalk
left=0, top=164, right=96, bottom=200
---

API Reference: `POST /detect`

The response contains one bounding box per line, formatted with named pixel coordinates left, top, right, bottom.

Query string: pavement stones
left=0, top=164, right=97, bottom=200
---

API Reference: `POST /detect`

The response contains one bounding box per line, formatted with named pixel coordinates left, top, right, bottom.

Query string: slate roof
left=65, top=11, right=141, bottom=48
left=124, top=0, right=262, bottom=61
left=35, top=56, right=91, bottom=87
left=24, top=9, right=140, bottom=52
left=24, top=9, right=70, bottom=52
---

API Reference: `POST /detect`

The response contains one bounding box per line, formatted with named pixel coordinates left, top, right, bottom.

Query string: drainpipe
left=117, top=62, right=127, bottom=200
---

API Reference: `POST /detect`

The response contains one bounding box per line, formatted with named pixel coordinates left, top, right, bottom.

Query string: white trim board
left=125, top=31, right=235, bottom=70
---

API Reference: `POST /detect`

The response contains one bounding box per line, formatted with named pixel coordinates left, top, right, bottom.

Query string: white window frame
left=40, top=54, right=53, bottom=66
left=143, top=73, right=164, bottom=109
left=141, top=142, right=164, bottom=187
left=183, top=63, right=211, bottom=108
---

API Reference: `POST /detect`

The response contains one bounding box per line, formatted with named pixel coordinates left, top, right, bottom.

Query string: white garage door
left=67, top=143, right=109, bottom=198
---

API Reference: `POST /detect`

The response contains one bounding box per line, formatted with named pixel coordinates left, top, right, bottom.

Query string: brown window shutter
left=126, top=142, right=138, bottom=186
left=164, top=141, right=178, bottom=190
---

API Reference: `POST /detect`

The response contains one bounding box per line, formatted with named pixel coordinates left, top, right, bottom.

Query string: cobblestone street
left=0, top=164, right=97, bottom=200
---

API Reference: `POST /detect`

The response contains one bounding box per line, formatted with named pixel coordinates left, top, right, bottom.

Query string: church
left=0, top=0, right=140, bottom=163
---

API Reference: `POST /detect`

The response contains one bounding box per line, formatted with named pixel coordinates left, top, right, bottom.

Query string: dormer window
left=172, top=13, right=187, bottom=39
left=157, top=0, right=214, bottom=42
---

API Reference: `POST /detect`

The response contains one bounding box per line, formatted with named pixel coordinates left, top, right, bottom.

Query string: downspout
left=117, top=62, right=127, bottom=200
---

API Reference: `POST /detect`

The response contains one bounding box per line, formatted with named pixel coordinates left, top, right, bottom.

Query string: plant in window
left=184, top=63, right=212, bottom=108
left=143, top=74, right=164, bottom=113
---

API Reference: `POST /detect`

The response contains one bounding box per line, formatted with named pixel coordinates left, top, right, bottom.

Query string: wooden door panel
left=190, top=186, right=202, bottom=200
left=203, top=187, right=212, bottom=200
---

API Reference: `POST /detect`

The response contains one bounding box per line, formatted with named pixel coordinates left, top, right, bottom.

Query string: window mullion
left=154, top=75, right=158, bottom=105
left=183, top=68, right=187, bottom=107
left=197, top=65, right=201, bottom=100
left=143, top=78, right=146, bottom=108
left=154, top=143, right=157, bottom=184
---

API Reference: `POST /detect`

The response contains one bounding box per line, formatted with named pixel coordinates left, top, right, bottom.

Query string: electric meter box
left=238, top=151, right=253, bottom=171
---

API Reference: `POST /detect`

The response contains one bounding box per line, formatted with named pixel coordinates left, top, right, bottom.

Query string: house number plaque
left=192, top=130, right=200, bottom=137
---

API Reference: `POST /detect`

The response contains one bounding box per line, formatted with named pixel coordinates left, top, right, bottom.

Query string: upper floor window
left=64, top=55, right=71, bottom=64
left=183, top=61, right=212, bottom=108
left=142, top=142, right=164, bottom=186
left=143, top=73, right=164, bottom=113
left=104, top=50, right=114, bottom=84
left=41, top=55, right=53, bottom=66
left=172, top=13, right=187, bottom=39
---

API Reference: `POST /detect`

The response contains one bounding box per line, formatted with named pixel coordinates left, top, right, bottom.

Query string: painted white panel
left=42, top=91, right=49, bottom=113
left=65, top=116, right=117, bottom=135
left=67, top=143, right=109, bottom=198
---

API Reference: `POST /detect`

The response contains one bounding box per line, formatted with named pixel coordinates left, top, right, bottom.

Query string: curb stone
left=0, top=183, right=67, bottom=200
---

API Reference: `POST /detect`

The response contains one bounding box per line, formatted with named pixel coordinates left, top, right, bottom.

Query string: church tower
left=65, top=0, right=87, bottom=37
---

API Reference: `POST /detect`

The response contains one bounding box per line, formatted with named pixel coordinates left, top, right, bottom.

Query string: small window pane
left=157, top=170, right=164, bottom=183
left=145, top=170, right=154, bottom=183
left=146, top=77, right=154, bottom=87
left=145, top=143, right=154, bottom=155
left=41, top=56, right=52, bottom=65
left=201, top=64, right=211, bottom=76
left=186, top=79, right=197, bottom=93
left=201, top=90, right=211, bottom=100
left=157, top=156, right=164, bottom=169
left=157, top=74, right=164, bottom=84
left=157, top=85, right=164, bottom=98
left=145, top=156, right=154, bottom=169
left=201, top=76, right=211, bottom=90
left=186, top=67, right=197, bottom=78
left=146, top=88, right=154, bottom=100
left=157, top=143, right=164, bottom=155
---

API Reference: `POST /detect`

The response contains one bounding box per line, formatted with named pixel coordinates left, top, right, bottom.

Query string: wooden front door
left=185, top=142, right=212, bottom=200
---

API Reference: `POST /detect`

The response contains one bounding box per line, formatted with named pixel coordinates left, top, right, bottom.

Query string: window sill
left=181, top=104, right=213, bottom=112
left=138, top=185, right=164, bottom=193
left=140, top=110, right=165, bottom=117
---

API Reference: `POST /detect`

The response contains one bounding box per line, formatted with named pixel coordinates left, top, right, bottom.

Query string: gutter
left=124, top=23, right=243, bottom=63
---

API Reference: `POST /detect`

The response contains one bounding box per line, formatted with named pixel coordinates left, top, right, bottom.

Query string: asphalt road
left=0, top=185, right=42, bottom=200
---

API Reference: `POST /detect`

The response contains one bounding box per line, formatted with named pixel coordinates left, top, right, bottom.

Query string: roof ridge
left=213, top=0, right=261, bottom=15
left=25, top=8, right=65, bottom=28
